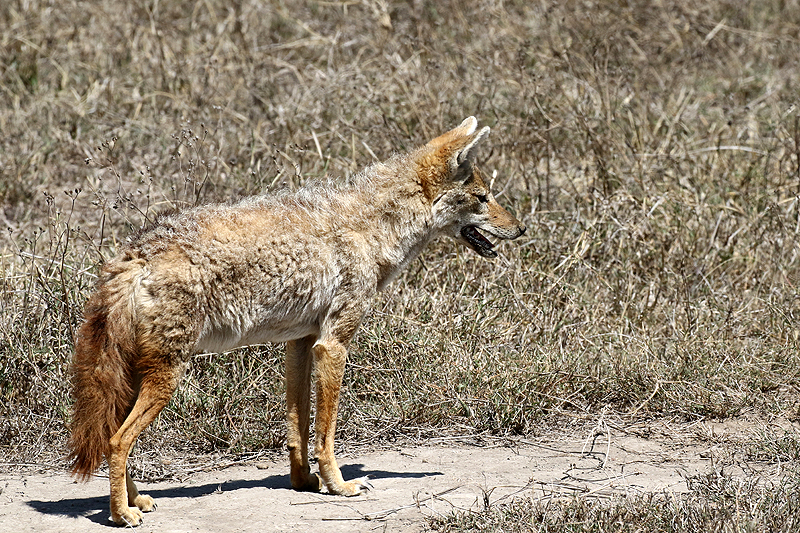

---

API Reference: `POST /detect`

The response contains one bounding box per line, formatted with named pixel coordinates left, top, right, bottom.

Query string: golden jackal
left=69, top=117, right=526, bottom=526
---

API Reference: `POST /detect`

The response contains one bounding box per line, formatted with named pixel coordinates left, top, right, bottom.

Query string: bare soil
left=1, top=418, right=778, bottom=532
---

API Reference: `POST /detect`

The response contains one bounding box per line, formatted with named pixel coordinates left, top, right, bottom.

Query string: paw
left=132, top=494, right=157, bottom=512
left=332, top=476, right=373, bottom=497
left=111, top=506, right=144, bottom=527
left=292, top=472, right=323, bottom=492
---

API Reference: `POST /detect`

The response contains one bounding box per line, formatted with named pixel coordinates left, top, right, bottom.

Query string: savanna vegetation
left=2, top=0, right=799, bottom=530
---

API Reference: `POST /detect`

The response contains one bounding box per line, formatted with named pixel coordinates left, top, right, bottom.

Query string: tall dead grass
left=1, top=0, right=799, bottom=475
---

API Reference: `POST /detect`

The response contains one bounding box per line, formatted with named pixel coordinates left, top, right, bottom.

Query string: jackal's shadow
left=26, top=465, right=441, bottom=524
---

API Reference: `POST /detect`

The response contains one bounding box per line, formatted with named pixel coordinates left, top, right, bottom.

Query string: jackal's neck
left=372, top=203, right=435, bottom=292
left=351, top=157, right=437, bottom=291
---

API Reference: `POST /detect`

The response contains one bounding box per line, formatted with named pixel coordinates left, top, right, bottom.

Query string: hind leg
left=108, top=369, right=179, bottom=526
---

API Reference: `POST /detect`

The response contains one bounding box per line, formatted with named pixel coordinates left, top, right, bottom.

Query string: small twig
left=628, top=380, right=661, bottom=417
left=314, top=485, right=464, bottom=522
left=362, top=485, right=463, bottom=520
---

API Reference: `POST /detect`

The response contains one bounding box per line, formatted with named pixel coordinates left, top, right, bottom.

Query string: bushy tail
left=68, top=266, right=139, bottom=480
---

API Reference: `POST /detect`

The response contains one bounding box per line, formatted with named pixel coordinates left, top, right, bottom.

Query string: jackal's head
left=420, top=117, right=526, bottom=258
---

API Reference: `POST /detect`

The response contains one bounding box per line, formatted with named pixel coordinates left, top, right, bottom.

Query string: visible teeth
left=461, top=226, right=496, bottom=257
left=464, top=227, right=492, bottom=247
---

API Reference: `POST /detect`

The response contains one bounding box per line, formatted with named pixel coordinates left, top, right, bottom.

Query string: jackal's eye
left=476, top=194, right=489, bottom=203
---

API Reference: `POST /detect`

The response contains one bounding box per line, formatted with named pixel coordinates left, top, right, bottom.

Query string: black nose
left=518, top=224, right=527, bottom=236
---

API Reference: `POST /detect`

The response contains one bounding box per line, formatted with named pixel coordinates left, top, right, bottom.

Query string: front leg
left=312, top=338, right=372, bottom=496
left=285, top=336, right=321, bottom=492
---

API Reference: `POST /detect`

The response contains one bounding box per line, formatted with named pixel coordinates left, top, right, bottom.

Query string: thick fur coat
left=68, top=117, right=526, bottom=526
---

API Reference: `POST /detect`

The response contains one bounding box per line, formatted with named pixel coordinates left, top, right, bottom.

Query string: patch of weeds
left=430, top=472, right=800, bottom=532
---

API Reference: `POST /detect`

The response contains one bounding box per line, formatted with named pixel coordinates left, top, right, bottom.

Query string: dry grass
left=429, top=473, right=800, bottom=532
left=429, top=424, right=800, bottom=532
left=2, top=0, right=800, bottom=528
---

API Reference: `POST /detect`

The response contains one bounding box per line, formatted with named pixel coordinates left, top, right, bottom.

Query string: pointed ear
left=440, top=125, right=490, bottom=183
left=426, top=116, right=478, bottom=148
left=454, top=126, right=490, bottom=166
left=416, top=120, right=490, bottom=199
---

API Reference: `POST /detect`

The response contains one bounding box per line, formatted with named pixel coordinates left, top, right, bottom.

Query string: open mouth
left=461, top=226, right=497, bottom=258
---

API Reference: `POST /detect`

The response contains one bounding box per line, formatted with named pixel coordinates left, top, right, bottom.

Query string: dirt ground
left=0, top=419, right=775, bottom=532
